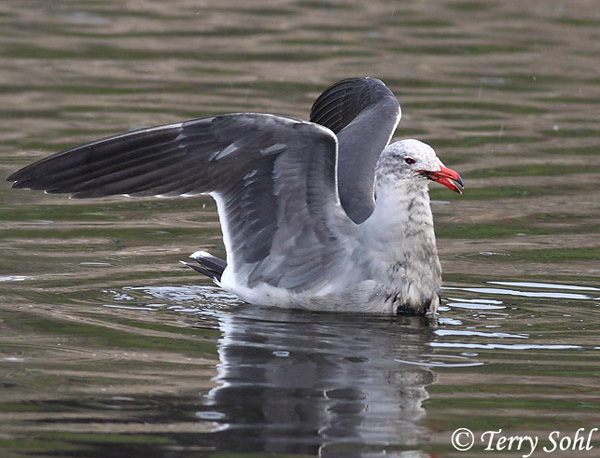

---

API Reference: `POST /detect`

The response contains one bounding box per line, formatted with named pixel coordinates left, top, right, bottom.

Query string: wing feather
left=310, top=77, right=401, bottom=224
left=7, top=113, right=350, bottom=293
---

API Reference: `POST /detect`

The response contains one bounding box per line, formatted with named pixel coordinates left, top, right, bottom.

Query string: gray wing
left=7, top=113, right=351, bottom=292
left=310, top=77, right=401, bottom=224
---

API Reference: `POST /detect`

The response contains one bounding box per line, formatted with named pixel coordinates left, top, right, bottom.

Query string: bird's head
left=377, top=139, right=464, bottom=194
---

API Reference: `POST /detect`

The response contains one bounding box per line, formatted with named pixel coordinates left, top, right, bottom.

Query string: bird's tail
left=181, top=250, right=227, bottom=283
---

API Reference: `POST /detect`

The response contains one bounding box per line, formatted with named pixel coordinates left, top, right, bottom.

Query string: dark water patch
left=534, top=212, right=595, bottom=222
left=428, top=152, right=477, bottom=165
left=447, top=2, right=494, bottom=12
left=1, top=226, right=211, bottom=241
left=430, top=186, right=540, bottom=200
left=60, top=105, right=210, bottom=117
left=0, top=202, right=127, bottom=222
left=52, top=127, right=136, bottom=139
left=0, top=109, right=62, bottom=120
left=282, top=38, right=354, bottom=46
left=394, top=127, right=429, bottom=137
left=432, top=112, right=505, bottom=121
left=386, top=19, right=454, bottom=28
left=0, top=438, right=80, bottom=455
left=425, top=410, right=593, bottom=432
left=39, top=431, right=175, bottom=446
left=505, top=247, right=600, bottom=264
left=0, top=197, right=216, bottom=222
left=0, top=44, right=168, bottom=61
left=305, top=24, right=371, bottom=32
left=475, top=79, right=554, bottom=93
left=427, top=134, right=540, bottom=148
left=397, top=44, right=530, bottom=55
left=46, top=28, right=285, bottom=39
left=0, top=84, right=228, bottom=96
left=53, top=8, right=182, bottom=21
left=404, top=100, right=546, bottom=114
left=427, top=396, right=598, bottom=412
left=414, top=31, right=475, bottom=39
left=442, top=273, right=598, bottom=286
left=1, top=44, right=357, bottom=63
left=537, top=96, right=600, bottom=105
left=297, top=1, right=353, bottom=10
left=386, top=77, right=470, bottom=90
left=0, top=84, right=163, bottom=96
left=436, top=222, right=567, bottom=239
left=6, top=310, right=218, bottom=355
left=467, top=163, right=591, bottom=178
left=470, top=73, right=574, bottom=85
left=545, top=144, right=600, bottom=155
left=225, top=80, right=328, bottom=97
left=232, top=7, right=297, bottom=16
left=554, top=17, right=600, bottom=27
left=432, top=182, right=597, bottom=200
left=466, top=247, right=600, bottom=264
left=543, top=128, right=600, bottom=138
left=453, top=123, right=511, bottom=132
left=428, top=382, right=599, bottom=395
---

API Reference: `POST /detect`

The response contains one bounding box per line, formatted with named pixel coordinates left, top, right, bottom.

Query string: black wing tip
left=182, top=252, right=226, bottom=282
left=8, top=175, right=33, bottom=189
left=180, top=261, right=219, bottom=281
left=10, top=180, right=26, bottom=189
left=6, top=169, right=22, bottom=183
left=7, top=172, right=55, bottom=193
left=309, top=78, right=363, bottom=112
left=309, top=77, right=399, bottom=137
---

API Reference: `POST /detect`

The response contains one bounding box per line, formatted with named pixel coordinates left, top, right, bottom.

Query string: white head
left=376, top=139, right=463, bottom=194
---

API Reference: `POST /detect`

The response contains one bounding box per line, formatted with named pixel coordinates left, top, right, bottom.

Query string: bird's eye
left=404, top=157, right=416, bottom=165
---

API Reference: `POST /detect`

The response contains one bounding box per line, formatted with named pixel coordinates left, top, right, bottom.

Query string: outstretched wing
left=310, top=77, right=401, bottom=224
left=7, top=113, right=351, bottom=292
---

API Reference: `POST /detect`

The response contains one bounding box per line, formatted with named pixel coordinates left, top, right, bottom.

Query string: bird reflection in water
left=199, top=306, right=436, bottom=456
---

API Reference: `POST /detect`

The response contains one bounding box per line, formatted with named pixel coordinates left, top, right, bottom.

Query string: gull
left=7, top=78, right=463, bottom=315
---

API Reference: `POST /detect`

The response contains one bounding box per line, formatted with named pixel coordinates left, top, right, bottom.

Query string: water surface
left=1, top=1, right=599, bottom=457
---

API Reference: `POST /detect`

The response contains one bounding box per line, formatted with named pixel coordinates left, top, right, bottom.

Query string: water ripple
left=445, top=286, right=596, bottom=300
left=431, top=342, right=584, bottom=351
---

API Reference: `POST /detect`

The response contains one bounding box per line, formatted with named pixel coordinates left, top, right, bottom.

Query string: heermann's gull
left=7, top=78, right=463, bottom=315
